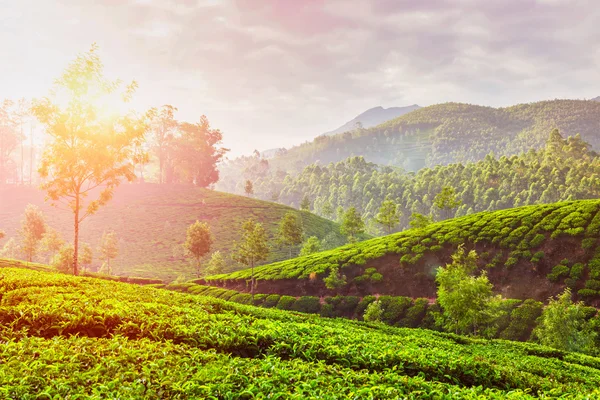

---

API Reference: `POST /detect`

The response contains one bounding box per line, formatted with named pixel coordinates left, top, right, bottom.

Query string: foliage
left=2, top=267, right=600, bottom=397
left=244, top=180, right=253, bottom=197
left=80, top=243, right=93, bottom=272
left=31, top=44, right=147, bottom=275
left=436, top=247, right=501, bottom=336
left=299, top=236, right=322, bottom=257
left=277, top=211, right=303, bottom=258
left=51, top=244, right=74, bottom=274
left=205, top=251, right=226, bottom=276
left=184, top=220, right=213, bottom=277
left=363, top=300, right=383, bottom=322
left=99, top=230, right=119, bottom=274
left=340, top=207, right=365, bottom=243
left=323, top=265, right=346, bottom=290
left=375, top=199, right=401, bottom=234
left=433, top=186, right=461, bottom=220
left=18, top=204, right=46, bottom=262
left=533, top=288, right=597, bottom=354
left=409, top=213, right=433, bottom=229
left=232, top=218, right=269, bottom=295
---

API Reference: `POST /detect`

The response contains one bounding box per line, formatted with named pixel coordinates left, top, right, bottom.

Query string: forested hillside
left=240, top=129, right=599, bottom=233
left=0, top=185, right=347, bottom=281
left=217, top=99, right=600, bottom=195
left=322, top=105, right=421, bottom=136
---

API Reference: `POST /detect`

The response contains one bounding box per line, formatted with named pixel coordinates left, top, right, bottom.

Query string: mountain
left=0, top=184, right=349, bottom=281
left=259, top=99, right=600, bottom=173
left=206, top=199, right=600, bottom=305
left=593, top=96, right=600, bottom=101
left=322, top=105, right=421, bottom=136
left=1, top=265, right=598, bottom=397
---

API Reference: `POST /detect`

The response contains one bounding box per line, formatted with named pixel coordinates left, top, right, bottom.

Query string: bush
left=547, top=265, right=570, bottom=282
left=291, top=296, right=321, bottom=314
left=529, top=234, right=546, bottom=247
left=230, top=293, right=253, bottom=305
left=276, top=295, right=297, bottom=310
left=323, top=266, right=346, bottom=290
left=585, top=280, right=600, bottom=291
left=263, top=294, right=281, bottom=308
left=578, top=289, right=598, bottom=297
left=379, top=296, right=412, bottom=325
left=582, top=238, right=596, bottom=250
left=319, top=303, right=334, bottom=318
left=253, top=294, right=267, bottom=306
left=363, top=300, right=383, bottom=322
left=400, top=298, right=429, bottom=328
left=499, top=299, right=543, bottom=342
left=530, top=251, right=545, bottom=263
left=325, top=296, right=360, bottom=318
left=356, top=296, right=377, bottom=319
left=570, top=263, right=585, bottom=280
left=370, top=272, right=383, bottom=282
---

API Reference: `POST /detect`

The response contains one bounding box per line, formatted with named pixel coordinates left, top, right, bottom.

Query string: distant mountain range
left=593, top=96, right=600, bottom=101
left=322, top=105, right=421, bottom=136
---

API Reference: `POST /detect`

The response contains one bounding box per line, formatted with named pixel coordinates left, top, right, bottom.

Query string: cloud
left=1, top=0, right=599, bottom=154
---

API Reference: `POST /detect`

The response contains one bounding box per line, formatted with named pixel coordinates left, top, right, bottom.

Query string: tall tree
left=184, top=220, right=213, bottom=277
left=277, top=211, right=304, bottom=258
left=0, top=100, right=20, bottom=184
left=205, top=251, right=226, bottom=276
left=32, top=44, right=148, bottom=275
left=245, top=180, right=254, bottom=197
left=300, top=195, right=311, bottom=212
left=375, top=199, right=401, bottom=234
left=232, top=218, right=269, bottom=297
left=299, top=236, right=322, bottom=256
left=40, top=227, right=65, bottom=263
left=149, top=105, right=178, bottom=184
left=434, top=186, right=461, bottom=220
left=15, top=98, right=30, bottom=185
left=172, top=117, right=228, bottom=187
left=99, top=230, right=119, bottom=274
left=19, top=204, right=46, bottom=262
left=80, top=242, right=93, bottom=272
left=340, top=207, right=365, bottom=243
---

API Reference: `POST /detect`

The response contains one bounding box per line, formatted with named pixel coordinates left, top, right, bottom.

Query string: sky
left=1, top=0, right=599, bottom=156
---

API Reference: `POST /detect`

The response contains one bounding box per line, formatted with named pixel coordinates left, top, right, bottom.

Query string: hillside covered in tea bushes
left=1, top=265, right=600, bottom=398
left=0, top=184, right=348, bottom=281
left=206, top=200, right=600, bottom=305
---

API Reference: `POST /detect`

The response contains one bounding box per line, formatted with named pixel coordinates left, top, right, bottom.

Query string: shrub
left=319, top=303, right=334, bottom=318
left=504, top=257, right=518, bottom=268
left=370, top=272, right=383, bottom=282
left=363, top=300, right=383, bottom=322
left=570, top=263, right=585, bottom=280
left=230, top=293, right=253, bottom=305
left=380, top=296, right=412, bottom=325
left=356, top=295, right=377, bottom=319
left=400, top=298, right=429, bottom=328
left=323, top=266, right=346, bottom=290
left=263, top=294, right=281, bottom=308
left=547, top=265, right=570, bottom=282
left=499, top=299, right=543, bottom=342
left=276, top=295, right=297, bottom=310
left=585, top=280, right=600, bottom=291
left=578, top=289, right=598, bottom=297
left=529, top=233, right=546, bottom=247
left=531, top=251, right=545, bottom=263
left=253, top=294, right=267, bottom=306
left=582, top=238, right=596, bottom=250
left=291, top=296, right=321, bottom=314
left=325, top=296, right=360, bottom=318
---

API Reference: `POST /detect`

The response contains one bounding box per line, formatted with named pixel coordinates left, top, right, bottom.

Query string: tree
left=364, top=300, right=383, bottom=322
left=172, top=117, right=228, bottom=187
left=434, top=186, right=461, bottom=220
left=52, top=244, right=74, bottom=274
left=300, top=195, right=311, bottom=212
left=99, top=230, right=119, bottom=274
left=436, top=246, right=501, bottom=336
left=0, top=100, right=20, bottom=184
left=149, top=105, right=178, bottom=184
left=205, top=251, right=226, bottom=276
left=300, top=236, right=322, bottom=256
left=40, top=227, right=65, bottom=263
left=232, top=218, right=270, bottom=297
left=19, top=204, right=46, bottom=262
left=324, top=265, right=346, bottom=290
left=0, top=238, right=20, bottom=259
left=32, top=44, right=148, bottom=275
left=533, top=288, right=596, bottom=353
left=375, top=199, right=401, bottom=234
left=80, top=243, right=93, bottom=272
left=277, top=212, right=304, bottom=258
left=184, top=220, right=213, bottom=277
left=245, top=180, right=254, bottom=197
left=340, top=207, right=365, bottom=243
left=321, top=201, right=333, bottom=220
left=409, top=212, right=433, bottom=229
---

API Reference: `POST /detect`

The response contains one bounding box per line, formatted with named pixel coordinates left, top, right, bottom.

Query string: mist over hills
left=322, top=105, right=421, bottom=137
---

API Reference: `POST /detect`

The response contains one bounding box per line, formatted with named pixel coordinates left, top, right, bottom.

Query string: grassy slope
left=1, top=265, right=600, bottom=398
left=0, top=184, right=347, bottom=281
left=208, top=200, right=600, bottom=304
left=261, top=99, right=600, bottom=172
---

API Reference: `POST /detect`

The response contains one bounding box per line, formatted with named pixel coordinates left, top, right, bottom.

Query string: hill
left=593, top=96, right=600, bottom=101
left=322, top=105, right=421, bottom=136
left=0, top=184, right=348, bottom=281
left=257, top=99, right=600, bottom=173
left=206, top=200, right=600, bottom=305
left=0, top=265, right=599, bottom=397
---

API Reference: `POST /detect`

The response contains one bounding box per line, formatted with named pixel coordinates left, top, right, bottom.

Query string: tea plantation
left=206, top=200, right=600, bottom=303
left=2, top=265, right=600, bottom=398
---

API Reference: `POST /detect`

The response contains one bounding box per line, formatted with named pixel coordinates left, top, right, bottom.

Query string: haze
left=1, top=0, right=599, bottom=155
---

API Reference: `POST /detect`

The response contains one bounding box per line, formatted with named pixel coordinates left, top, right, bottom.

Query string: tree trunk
left=73, top=194, right=80, bottom=276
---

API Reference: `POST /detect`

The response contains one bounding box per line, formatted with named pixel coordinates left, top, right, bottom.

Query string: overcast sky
left=1, top=0, right=599, bottom=156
